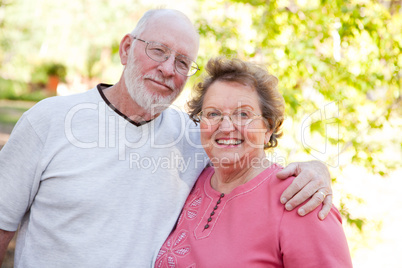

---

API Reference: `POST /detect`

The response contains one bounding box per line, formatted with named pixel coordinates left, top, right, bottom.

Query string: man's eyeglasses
left=196, top=108, right=263, bottom=126
left=132, top=36, right=200, bottom=77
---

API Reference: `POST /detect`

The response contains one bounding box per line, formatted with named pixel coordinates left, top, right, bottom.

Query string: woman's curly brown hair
left=187, top=57, right=285, bottom=149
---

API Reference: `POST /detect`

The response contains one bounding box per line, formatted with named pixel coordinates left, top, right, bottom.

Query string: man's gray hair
left=130, top=9, right=198, bottom=39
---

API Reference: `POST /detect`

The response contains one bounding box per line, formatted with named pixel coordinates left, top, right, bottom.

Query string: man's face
left=124, top=44, right=181, bottom=115
left=123, top=14, right=199, bottom=115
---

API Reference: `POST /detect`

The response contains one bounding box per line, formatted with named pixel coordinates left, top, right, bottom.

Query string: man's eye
left=176, top=58, right=190, bottom=70
left=150, top=47, right=166, bottom=54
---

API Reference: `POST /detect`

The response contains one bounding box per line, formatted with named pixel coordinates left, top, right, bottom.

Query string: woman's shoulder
left=263, top=163, right=295, bottom=192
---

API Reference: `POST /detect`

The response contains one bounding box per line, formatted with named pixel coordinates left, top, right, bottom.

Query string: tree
left=193, top=0, right=402, bottom=234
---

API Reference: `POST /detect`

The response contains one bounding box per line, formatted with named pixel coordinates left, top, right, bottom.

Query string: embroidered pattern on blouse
left=177, top=187, right=202, bottom=227
left=155, top=230, right=191, bottom=267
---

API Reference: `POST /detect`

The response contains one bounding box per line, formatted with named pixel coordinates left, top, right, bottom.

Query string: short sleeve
left=279, top=205, right=353, bottom=267
left=0, top=114, right=44, bottom=231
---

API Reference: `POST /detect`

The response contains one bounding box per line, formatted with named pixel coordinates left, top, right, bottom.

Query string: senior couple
left=0, top=9, right=352, bottom=267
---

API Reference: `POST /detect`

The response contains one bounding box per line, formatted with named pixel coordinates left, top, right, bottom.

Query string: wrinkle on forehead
left=147, top=10, right=198, bottom=37
left=139, top=10, right=199, bottom=59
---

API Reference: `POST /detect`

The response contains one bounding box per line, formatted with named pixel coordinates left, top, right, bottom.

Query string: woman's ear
left=264, top=129, right=274, bottom=145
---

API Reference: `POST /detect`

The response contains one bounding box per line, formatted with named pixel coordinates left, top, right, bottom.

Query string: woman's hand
left=277, top=160, right=332, bottom=220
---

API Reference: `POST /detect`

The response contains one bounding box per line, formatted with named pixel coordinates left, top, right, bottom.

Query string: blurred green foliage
left=31, top=62, right=67, bottom=84
left=45, top=63, right=67, bottom=81
left=194, top=0, right=401, bottom=174
left=0, top=78, right=47, bottom=101
left=193, top=0, right=402, bottom=232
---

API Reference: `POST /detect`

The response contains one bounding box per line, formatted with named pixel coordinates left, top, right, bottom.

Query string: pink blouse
left=155, top=164, right=352, bottom=267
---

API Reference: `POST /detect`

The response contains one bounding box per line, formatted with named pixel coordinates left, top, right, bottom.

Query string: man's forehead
left=142, top=26, right=198, bottom=59
left=140, top=13, right=198, bottom=50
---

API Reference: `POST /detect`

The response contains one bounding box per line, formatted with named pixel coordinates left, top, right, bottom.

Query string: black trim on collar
left=96, top=83, right=152, bottom=127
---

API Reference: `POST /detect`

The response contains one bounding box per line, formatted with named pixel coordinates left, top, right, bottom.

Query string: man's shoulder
left=39, top=87, right=98, bottom=107
left=158, top=107, right=202, bottom=148
left=160, top=107, right=197, bottom=129
left=26, top=87, right=99, bottom=117
left=161, top=107, right=191, bottom=120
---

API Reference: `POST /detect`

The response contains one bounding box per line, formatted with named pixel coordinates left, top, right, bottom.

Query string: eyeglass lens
left=200, top=109, right=258, bottom=126
left=145, top=42, right=198, bottom=76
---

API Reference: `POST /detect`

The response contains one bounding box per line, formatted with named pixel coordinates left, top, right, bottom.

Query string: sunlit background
left=1, top=0, right=401, bottom=267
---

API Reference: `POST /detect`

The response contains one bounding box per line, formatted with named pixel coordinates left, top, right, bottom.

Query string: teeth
left=216, top=139, right=242, bottom=145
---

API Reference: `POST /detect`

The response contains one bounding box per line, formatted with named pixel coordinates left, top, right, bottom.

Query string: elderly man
left=0, top=9, right=331, bottom=267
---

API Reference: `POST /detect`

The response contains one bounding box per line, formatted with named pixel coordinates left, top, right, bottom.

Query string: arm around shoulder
left=278, top=160, right=333, bottom=219
left=0, top=229, right=15, bottom=265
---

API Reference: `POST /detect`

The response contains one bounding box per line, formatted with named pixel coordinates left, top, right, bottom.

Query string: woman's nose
left=218, top=115, right=236, bottom=132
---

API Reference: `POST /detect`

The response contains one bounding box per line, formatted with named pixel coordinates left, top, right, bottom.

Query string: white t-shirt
left=0, top=84, right=208, bottom=267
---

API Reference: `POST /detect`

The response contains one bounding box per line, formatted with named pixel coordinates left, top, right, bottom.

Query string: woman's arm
left=279, top=205, right=352, bottom=267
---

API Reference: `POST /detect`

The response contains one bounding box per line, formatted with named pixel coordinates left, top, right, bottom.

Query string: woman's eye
left=206, top=111, right=221, bottom=119
left=234, top=110, right=250, bottom=118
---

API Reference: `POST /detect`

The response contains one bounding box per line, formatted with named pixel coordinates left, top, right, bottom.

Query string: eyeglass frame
left=196, top=108, right=265, bottom=126
left=131, top=35, right=200, bottom=77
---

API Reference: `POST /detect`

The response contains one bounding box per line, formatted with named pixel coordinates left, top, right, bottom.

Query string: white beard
left=124, top=47, right=182, bottom=115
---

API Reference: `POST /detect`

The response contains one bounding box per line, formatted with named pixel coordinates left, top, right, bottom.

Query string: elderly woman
left=154, top=58, right=352, bottom=267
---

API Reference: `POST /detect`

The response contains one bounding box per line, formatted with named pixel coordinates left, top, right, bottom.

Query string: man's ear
left=119, top=34, right=133, bottom=66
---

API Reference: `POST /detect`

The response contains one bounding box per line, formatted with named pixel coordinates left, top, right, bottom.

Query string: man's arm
left=0, top=229, right=15, bottom=265
left=277, top=160, right=332, bottom=220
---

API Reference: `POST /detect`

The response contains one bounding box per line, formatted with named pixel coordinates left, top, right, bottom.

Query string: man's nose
left=158, top=56, right=176, bottom=77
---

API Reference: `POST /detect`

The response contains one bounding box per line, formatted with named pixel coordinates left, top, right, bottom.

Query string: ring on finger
left=317, top=191, right=326, bottom=199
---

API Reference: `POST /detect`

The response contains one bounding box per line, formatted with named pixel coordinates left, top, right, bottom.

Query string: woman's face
left=200, top=80, right=272, bottom=167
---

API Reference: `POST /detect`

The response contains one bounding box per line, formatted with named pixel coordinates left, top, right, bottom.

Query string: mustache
left=143, top=74, right=178, bottom=92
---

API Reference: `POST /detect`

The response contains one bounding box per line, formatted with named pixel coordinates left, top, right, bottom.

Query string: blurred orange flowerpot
left=47, top=75, right=59, bottom=92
